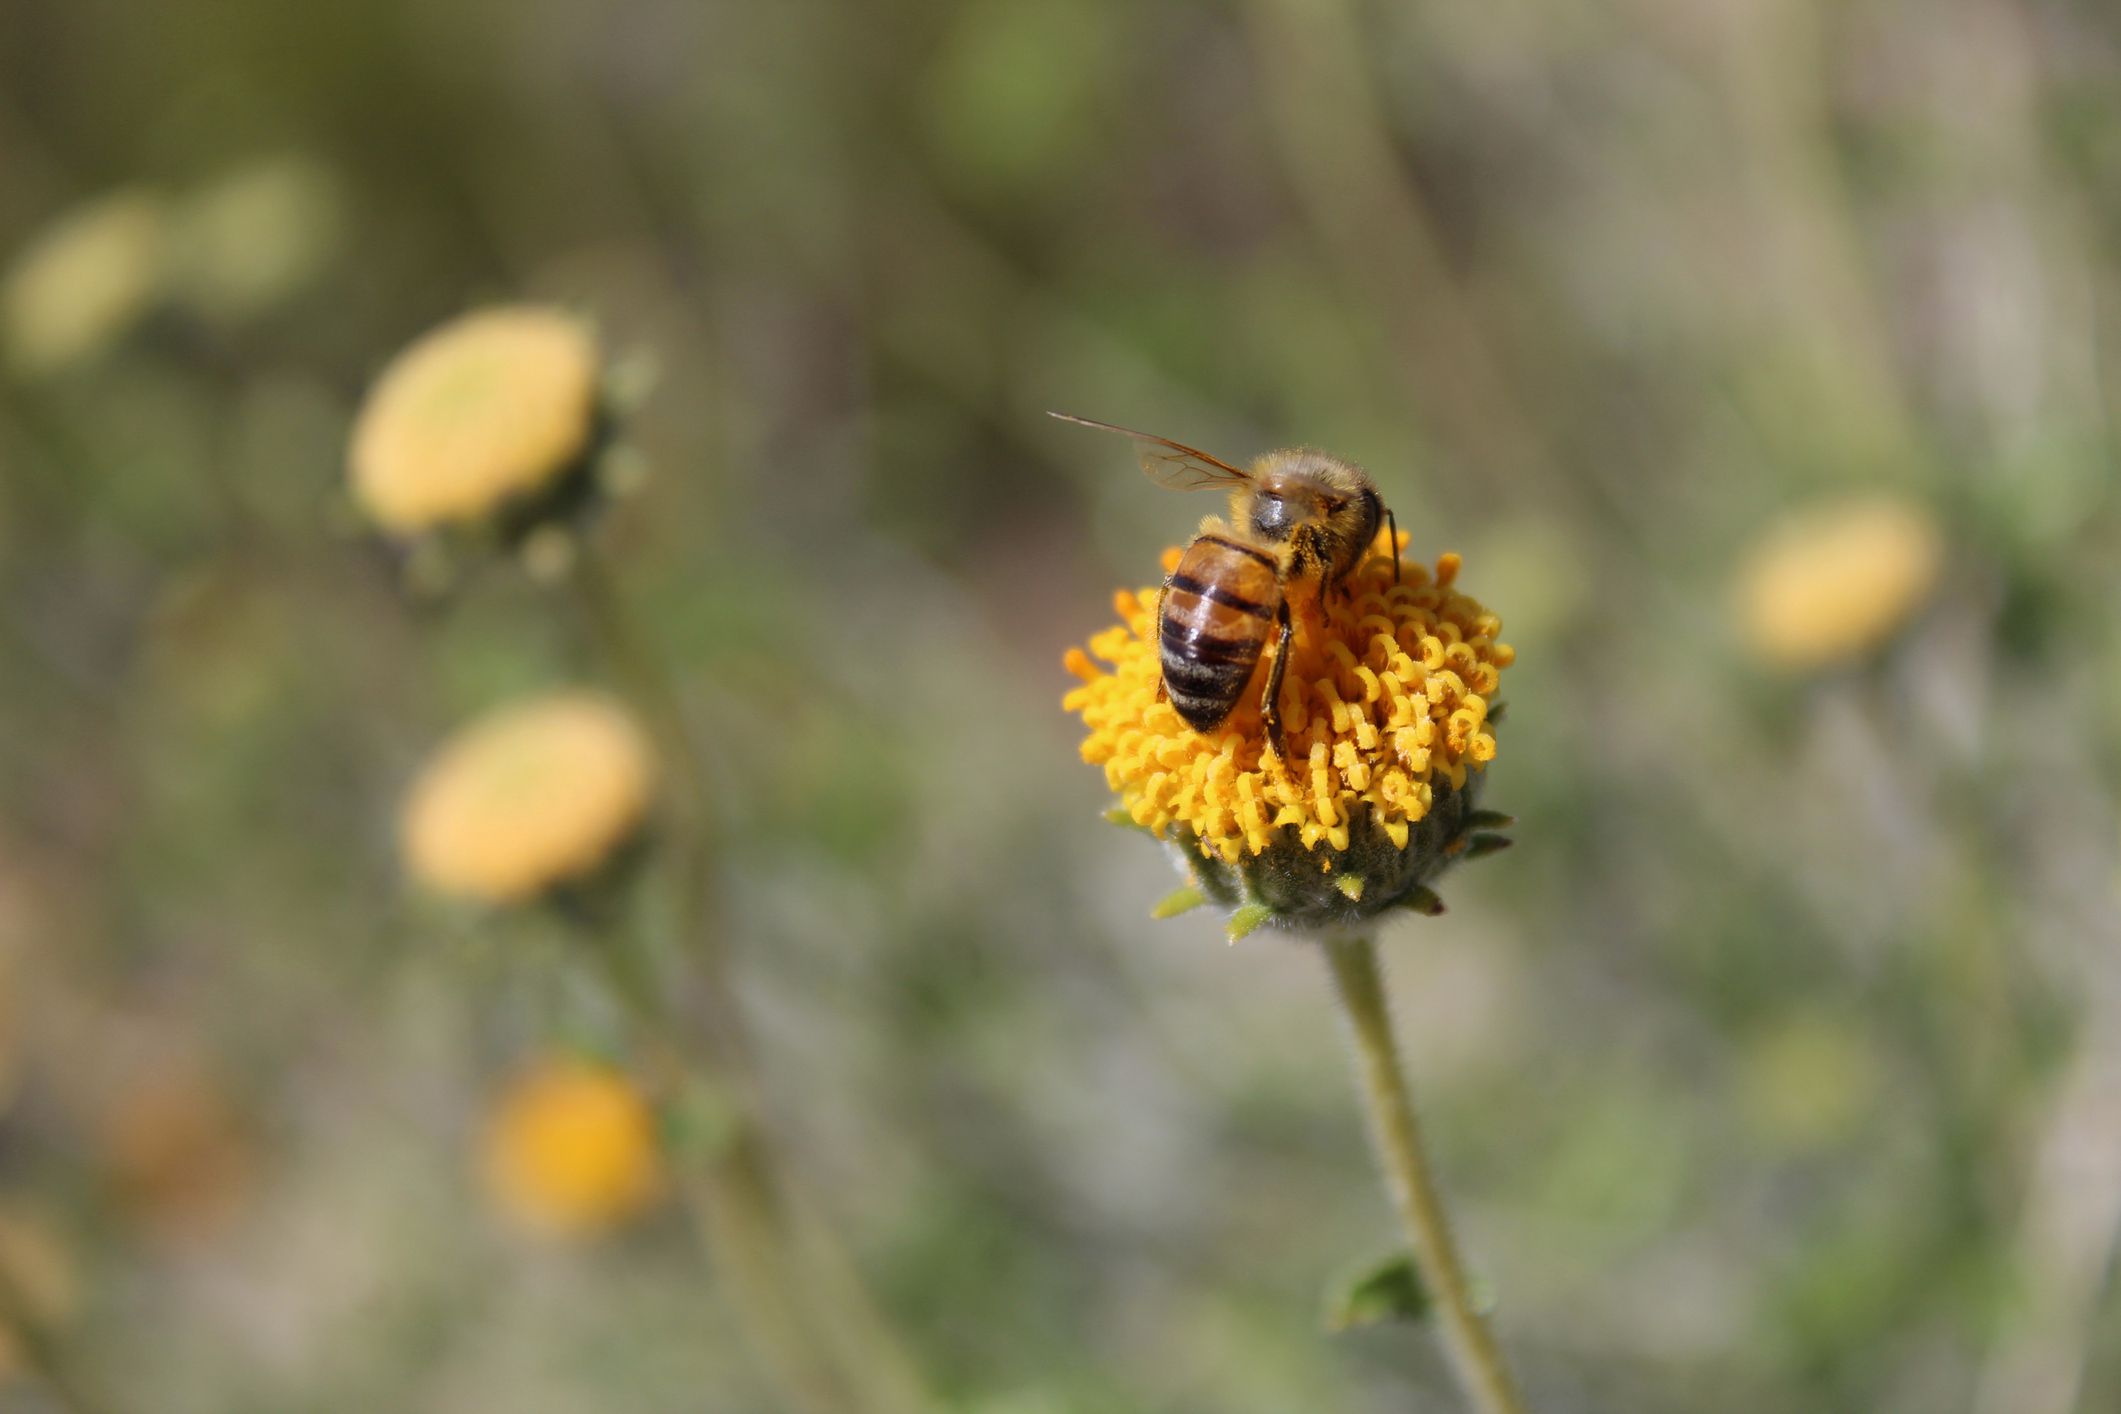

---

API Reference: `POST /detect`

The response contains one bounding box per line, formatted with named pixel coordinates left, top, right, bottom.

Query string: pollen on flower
left=481, top=1058, right=664, bottom=1239
left=1062, top=532, right=1514, bottom=872
left=402, top=692, right=652, bottom=905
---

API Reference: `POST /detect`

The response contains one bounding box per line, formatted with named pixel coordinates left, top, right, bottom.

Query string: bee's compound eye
left=1250, top=492, right=1295, bottom=542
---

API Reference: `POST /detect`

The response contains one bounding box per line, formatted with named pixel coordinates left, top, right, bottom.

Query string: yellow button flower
left=1734, top=494, right=1944, bottom=671
left=1064, top=536, right=1515, bottom=934
left=482, top=1058, right=664, bottom=1238
left=402, top=692, right=652, bottom=905
left=349, top=306, right=601, bottom=533
left=2, top=188, right=166, bottom=376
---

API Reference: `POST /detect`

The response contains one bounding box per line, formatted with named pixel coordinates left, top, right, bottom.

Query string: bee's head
left=1247, top=452, right=1381, bottom=567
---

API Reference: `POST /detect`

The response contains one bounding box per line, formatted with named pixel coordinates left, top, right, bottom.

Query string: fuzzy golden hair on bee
left=1230, top=447, right=1386, bottom=591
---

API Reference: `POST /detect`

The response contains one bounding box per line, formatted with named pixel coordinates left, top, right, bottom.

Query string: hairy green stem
left=1323, top=934, right=1528, bottom=1414
left=564, top=538, right=930, bottom=1414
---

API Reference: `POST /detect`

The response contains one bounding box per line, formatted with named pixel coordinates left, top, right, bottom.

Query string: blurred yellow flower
left=168, top=155, right=344, bottom=321
left=1734, top=495, right=1944, bottom=671
left=97, top=1056, right=256, bottom=1243
left=2, top=188, right=166, bottom=376
left=1064, top=537, right=1514, bottom=931
left=0, top=1207, right=77, bottom=1381
left=402, top=693, right=652, bottom=905
left=482, top=1058, right=664, bottom=1238
left=349, top=306, right=600, bottom=533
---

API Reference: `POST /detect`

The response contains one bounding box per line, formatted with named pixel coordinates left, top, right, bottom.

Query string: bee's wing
left=1046, top=411, right=1256, bottom=492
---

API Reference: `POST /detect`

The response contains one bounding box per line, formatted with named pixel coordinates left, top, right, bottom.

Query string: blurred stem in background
left=1243, top=0, right=1552, bottom=520
left=1323, top=934, right=1528, bottom=1414
left=562, top=540, right=932, bottom=1414
left=0, top=1252, right=105, bottom=1414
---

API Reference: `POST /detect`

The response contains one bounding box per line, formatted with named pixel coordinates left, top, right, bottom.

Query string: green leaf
left=1324, top=1252, right=1432, bottom=1332
left=1464, top=809, right=1517, bottom=831
left=1335, top=873, right=1367, bottom=902
left=1150, top=885, right=1205, bottom=919
left=1225, top=902, right=1275, bottom=941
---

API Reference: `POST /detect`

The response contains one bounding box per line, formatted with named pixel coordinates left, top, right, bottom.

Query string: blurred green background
left=4, top=0, right=2121, bottom=1410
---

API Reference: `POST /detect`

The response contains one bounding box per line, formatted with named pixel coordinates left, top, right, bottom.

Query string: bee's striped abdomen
left=1159, top=534, right=1281, bottom=732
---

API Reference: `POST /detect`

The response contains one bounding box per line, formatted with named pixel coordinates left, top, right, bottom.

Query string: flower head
left=1734, top=494, right=1944, bottom=671
left=481, top=1057, right=664, bottom=1238
left=350, top=306, right=602, bottom=534
left=168, top=155, right=344, bottom=322
left=402, top=692, right=653, bottom=905
left=1064, top=535, right=1515, bottom=934
left=2, top=188, right=167, bottom=376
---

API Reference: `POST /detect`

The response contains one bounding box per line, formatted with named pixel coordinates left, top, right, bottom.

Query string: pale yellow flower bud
left=1735, top=495, right=1944, bottom=671
left=2, top=188, right=166, bottom=376
left=401, top=693, right=652, bottom=905
left=349, top=306, right=601, bottom=534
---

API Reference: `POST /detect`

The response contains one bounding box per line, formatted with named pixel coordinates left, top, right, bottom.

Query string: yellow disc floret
left=402, top=692, right=652, bottom=905
left=1065, top=534, right=1513, bottom=876
left=350, top=305, right=600, bottom=533
left=482, top=1058, right=664, bottom=1238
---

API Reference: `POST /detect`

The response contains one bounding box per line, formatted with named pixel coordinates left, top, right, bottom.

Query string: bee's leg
left=1260, top=599, right=1293, bottom=759
left=1386, top=507, right=1401, bottom=583
left=1298, top=530, right=1334, bottom=608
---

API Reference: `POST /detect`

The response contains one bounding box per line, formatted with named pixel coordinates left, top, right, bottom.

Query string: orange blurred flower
left=482, top=1058, right=664, bottom=1238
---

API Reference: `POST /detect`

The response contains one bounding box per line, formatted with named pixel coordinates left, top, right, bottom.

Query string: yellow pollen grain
left=1062, top=535, right=1512, bottom=862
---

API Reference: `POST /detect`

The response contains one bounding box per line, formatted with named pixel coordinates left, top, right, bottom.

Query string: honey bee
left=1051, top=412, right=1396, bottom=755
